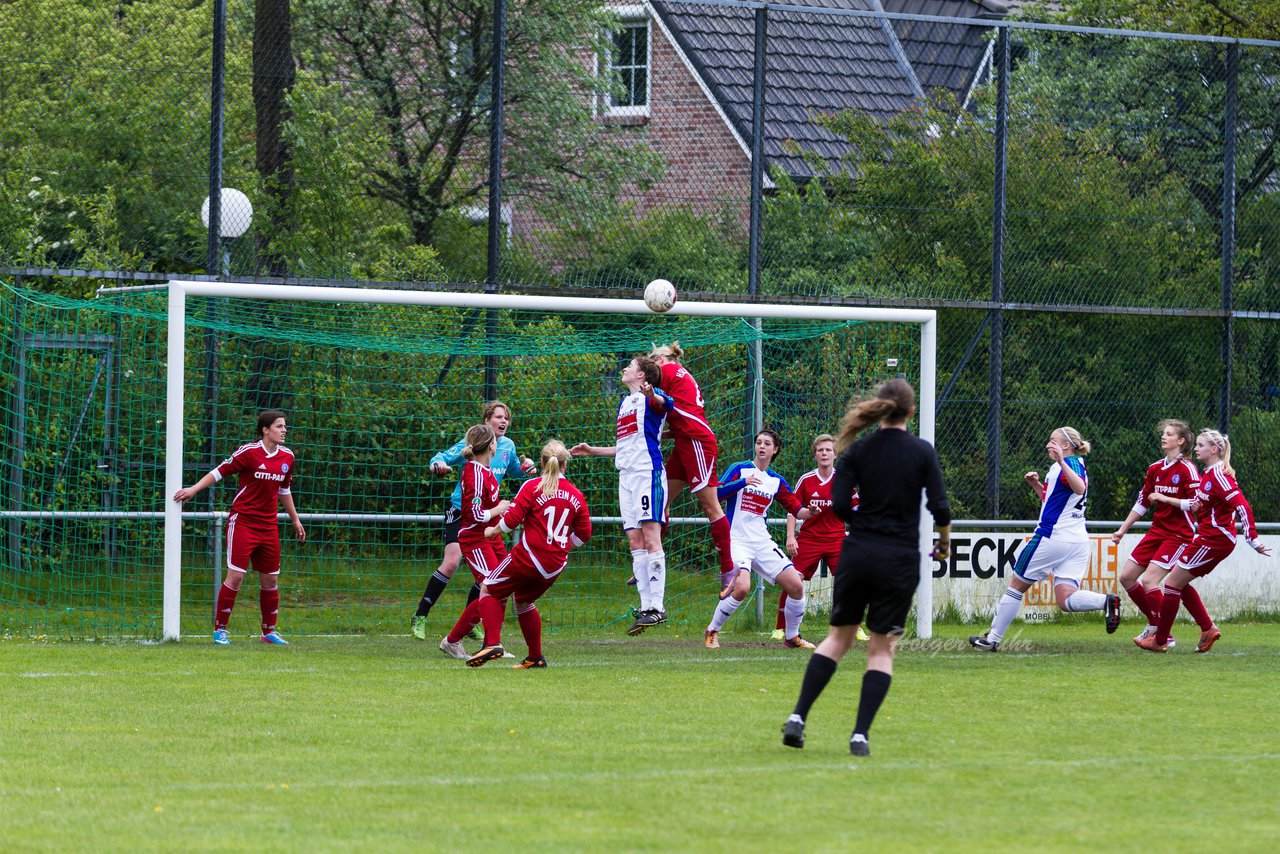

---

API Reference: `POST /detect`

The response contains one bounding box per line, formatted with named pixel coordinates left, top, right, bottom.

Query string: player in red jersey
left=437, top=424, right=511, bottom=659
left=1137, top=429, right=1271, bottom=653
left=776, top=434, right=868, bottom=644
left=1110, top=420, right=1212, bottom=646
left=649, top=342, right=735, bottom=593
left=452, top=441, right=592, bottom=668
left=174, top=410, right=306, bottom=646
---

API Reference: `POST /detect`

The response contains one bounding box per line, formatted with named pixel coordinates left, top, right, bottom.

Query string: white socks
left=1064, top=589, right=1107, bottom=612
left=784, top=593, right=806, bottom=639
left=988, top=587, right=1024, bottom=644
left=631, top=549, right=651, bottom=610
left=708, top=595, right=744, bottom=632
left=648, top=550, right=666, bottom=612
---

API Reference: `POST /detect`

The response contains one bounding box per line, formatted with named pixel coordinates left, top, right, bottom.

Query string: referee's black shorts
left=443, top=505, right=462, bottom=546
left=830, top=534, right=920, bottom=636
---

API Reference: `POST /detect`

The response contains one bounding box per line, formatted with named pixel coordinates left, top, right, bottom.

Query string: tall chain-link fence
left=3, top=0, right=1279, bottom=521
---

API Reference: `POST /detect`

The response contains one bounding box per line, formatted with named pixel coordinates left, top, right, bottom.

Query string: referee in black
left=782, top=378, right=951, bottom=756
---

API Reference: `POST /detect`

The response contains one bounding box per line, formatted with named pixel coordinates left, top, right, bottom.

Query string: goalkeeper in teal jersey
left=411, top=401, right=535, bottom=638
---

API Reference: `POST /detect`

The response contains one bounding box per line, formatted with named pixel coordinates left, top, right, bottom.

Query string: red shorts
left=1171, top=539, right=1235, bottom=578
left=459, top=537, right=509, bottom=583
left=665, top=436, right=718, bottom=493
left=483, top=552, right=557, bottom=604
left=793, top=537, right=844, bottom=580
left=226, top=513, right=281, bottom=575
left=1130, top=531, right=1184, bottom=568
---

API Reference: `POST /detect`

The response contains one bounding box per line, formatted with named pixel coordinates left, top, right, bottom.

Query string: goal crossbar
left=162, top=280, right=938, bottom=640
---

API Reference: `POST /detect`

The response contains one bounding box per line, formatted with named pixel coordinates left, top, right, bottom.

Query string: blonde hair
left=461, top=424, right=495, bottom=461
left=1056, top=426, right=1092, bottom=456
left=1198, top=429, right=1234, bottom=476
left=836, top=379, right=914, bottom=452
left=539, top=439, right=570, bottom=497
left=1158, top=419, right=1194, bottom=456
left=648, top=341, right=684, bottom=362
left=812, top=433, right=835, bottom=450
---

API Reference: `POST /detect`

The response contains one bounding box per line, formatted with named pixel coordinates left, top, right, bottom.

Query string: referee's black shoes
left=781, top=717, right=805, bottom=749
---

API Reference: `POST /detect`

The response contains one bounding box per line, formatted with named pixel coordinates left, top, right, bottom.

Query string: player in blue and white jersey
left=970, top=426, right=1121, bottom=651
left=571, top=357, right=674, bottom=635
left=704, top=429, right=815, bottom=650
left=410, top=401, right=536, bottom=639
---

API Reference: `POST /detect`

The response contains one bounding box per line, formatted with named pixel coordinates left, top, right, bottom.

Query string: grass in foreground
left=2, top=623, right=1279, bottom=852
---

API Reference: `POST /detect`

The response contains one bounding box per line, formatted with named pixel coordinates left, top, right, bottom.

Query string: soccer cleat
left=783, top=635, right=816, bottom=650
left=212, top=628, right=230, bottom=646
left=719, top=569, right=742, bottom=599
left=411, top=615, right=428, bottom=640
left=704, top=629, right=720, bottom=649
left=849, top=734, right=871, bottom=756
left=968, top=633, right=999, bottom=652
left=512, top=655, right=548, bottom=669
left=627, top=609, right=665, bottom=637
left=1104, top=593, right=1121, bottom=634
left=1195, top=625, right=1222, bottom=654
left=770, top=628, right=785, bottom=641
left=438, top=637, right=468, bottom=660
left=502, top=651, right=516, bottom=658
left=781, top=717, right=805, bottom=749
left=1135, top=626, right=1176, bottom=648
left=626, top=575, right=638, bottom=587
left=466, top=644, right=507, bottom=667
left=1134, top=634, right=1169, bottom=653
left=856, top=626, right=870, bottom=642
left=260, top=631, right=289, bottom=645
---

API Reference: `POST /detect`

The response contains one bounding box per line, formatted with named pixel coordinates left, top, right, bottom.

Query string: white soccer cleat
left=438, top=637, right=468, bottom=660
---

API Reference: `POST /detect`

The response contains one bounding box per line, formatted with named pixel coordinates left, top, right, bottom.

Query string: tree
left=291, top=0, right=661, bottom=248
left=253, top=0, right=297, bottom=276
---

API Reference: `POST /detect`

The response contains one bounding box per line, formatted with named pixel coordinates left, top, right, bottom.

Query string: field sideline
left=2, top=623, right=1279, bottom=852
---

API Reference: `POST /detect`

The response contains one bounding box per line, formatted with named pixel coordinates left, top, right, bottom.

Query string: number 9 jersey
left=493, top=476, right=593, bottom=580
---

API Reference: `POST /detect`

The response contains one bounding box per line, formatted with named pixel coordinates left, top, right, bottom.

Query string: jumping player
left=778, top=434, right=868, bottom=644
left=649, top=342, right=736, bottom=595
left=970, top=426, right=1121, bottom=652
left=438, top=424, right=512, bottom=659
left=1136, top=429, right=1271, bottom=653
left=704, top=430, right=813, bottom=650
left=174, top=410, right=306, bottom=646
left=570, top=356, right=674, bottom=636
left=1110, top=420, right=1210, bottom=647
left=411, top=401, right=534, bottom=639
left=460, top=441, right=593, bottom=668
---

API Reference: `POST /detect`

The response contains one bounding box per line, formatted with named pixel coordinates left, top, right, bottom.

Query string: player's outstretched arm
left=174, top=472, right=216, bottom=503
left=570, top=442, right=615, bottom=458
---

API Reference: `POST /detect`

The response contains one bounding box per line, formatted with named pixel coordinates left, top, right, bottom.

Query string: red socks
left=1179, top=584, right=1214, bottom=631
left=478, top=596, right=507, bottom=646
left=260, top=588, right=280, bottom=634
left=215, top=583, right=238, bottom=630
left=446, top=599, right=481, bottom=644
left=776, top=592, right=788, bottom=630
left=1155, top=587, right=1182, bottom=645
left=710, top=515, right=733, bottom=574
left=1124, top=582, right=1156, bottom=623
left=517, top=605, right=542, bottom=659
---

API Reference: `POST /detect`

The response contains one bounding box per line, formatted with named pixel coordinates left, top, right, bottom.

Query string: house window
left=604, top=18, right=649, bottom=115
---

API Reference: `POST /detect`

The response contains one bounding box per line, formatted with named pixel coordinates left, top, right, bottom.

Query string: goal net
left=0, top=281, right=935, bottom=640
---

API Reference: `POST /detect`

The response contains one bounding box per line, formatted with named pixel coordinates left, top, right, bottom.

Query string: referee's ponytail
left=837, top=379, right=915, bottom=452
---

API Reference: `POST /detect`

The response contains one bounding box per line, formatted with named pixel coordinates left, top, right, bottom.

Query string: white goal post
left=162, top=280, right=938, bottom=640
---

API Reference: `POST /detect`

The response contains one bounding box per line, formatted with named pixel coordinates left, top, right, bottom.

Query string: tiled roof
left=882, top=1, right=1004, bottom=99
left=651, top=0, right=924, bottom=178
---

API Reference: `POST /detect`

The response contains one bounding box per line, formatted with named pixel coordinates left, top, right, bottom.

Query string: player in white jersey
left=572, top=357, right=674, bottom=635
left=970, top=426, right=1121, bottom=651
left=704, top=430, right=815, bottom=650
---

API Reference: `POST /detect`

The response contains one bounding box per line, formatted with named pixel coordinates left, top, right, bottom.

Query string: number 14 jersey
left=495, top=476, right=593, bottom=579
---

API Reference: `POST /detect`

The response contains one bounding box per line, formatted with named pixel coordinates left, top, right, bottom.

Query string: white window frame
left=601, top=8, right=651, bottom=118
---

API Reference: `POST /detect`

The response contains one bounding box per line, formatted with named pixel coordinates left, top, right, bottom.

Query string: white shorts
left=619, top=469, right=668, bottom=530
left=1012, top=534, right=1089, bottom=586
left=730, top=534, right=794, bottom=585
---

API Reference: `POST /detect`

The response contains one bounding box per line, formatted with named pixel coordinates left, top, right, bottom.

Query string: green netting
left=0, top=284, right=920, bottom=639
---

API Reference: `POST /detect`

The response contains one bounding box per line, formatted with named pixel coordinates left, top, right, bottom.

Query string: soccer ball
left=644, top=278, right=677, bottom=313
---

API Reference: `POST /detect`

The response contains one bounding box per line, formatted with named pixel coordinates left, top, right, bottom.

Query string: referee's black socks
left=792, top=652, right=838, bottom=721
left=854, top=669, right=893, bottom=738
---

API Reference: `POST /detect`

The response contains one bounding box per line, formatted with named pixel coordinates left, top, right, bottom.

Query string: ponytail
left=1058, top=426, right=1091, bottom=456
left=539, top=440, right=570, bottom=497
left=461, top=424, right=495, bottom=461
left=1199, top=429, right=1234, bottom=477
left=836, top=379, right=915, bottom=452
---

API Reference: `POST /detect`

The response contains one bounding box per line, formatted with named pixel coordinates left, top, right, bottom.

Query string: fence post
left=7, top=283, right=25, bottom=573
left=747, top=6, right=768, bottom=624
left=987, top=25, right=1010, bottom=518
left=484, top=0, right=507, bottom=403
left=1219, top=42, right=1237, bottom=434
left=205, top=0, right=227, bottom=557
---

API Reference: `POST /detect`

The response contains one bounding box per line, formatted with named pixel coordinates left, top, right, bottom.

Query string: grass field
left=3, top=622, right=1279, bottom=852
